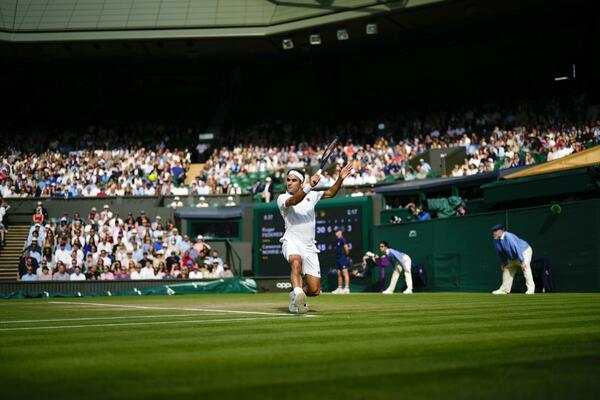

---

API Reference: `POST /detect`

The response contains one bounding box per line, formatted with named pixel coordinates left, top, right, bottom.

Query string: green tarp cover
left=427, top=196, right=464, bottom=218
left=0, top=278, right=257, bottom=299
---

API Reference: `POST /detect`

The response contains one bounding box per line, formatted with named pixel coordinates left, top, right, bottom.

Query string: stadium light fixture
left=366, top=23, right=378, bottom=35
left=337, top=29, right=349, bottom=41
left=282, top=38, right=294, bottom=50
left=309, top=34, right=321, bottom=45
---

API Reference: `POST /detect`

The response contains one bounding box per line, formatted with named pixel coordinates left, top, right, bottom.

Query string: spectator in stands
left=170, top=263, right=181, bottom=279
left=53, top=263, right=70, bottom=281
left=19, top=253, right=39, bottom=278
left=262, top=177, right=274, bottom=202
left=169, top=196, right=184, bottom=209
left=189, top=264, right=203, bottom=279
left=229, top=183, right=242, bottom=195
left=130, top=264, right=142, bottom=280
left=220, top=263, right=234, bottom=278
left=21, top=265, right=38, bottom=281
left=179, top=235, right=191, bottom=254
left=140, top=258, right=156, bottom=279
left=156, top=263, right=168, bottom=279
left=0, top=201, right=9, bottom=246
left=166, top=250, right=180, bottom=271
left=196, top=196, right=209, bottom=208
left=212, top=259, right=224, bottom=276
left=114, top=264, right=130, bottom=280
left=192, top=235, right=211, bottom=256
left=70, top=266, right=86, bottom=281
left=225, top=196, right=237, bottom=207
left=251, top=180, right=263, bottom=197
left=38, top=266, right=52, bottom=281
left=85, top=265, right=100, bottom=280
left=100, top=265, right=115, bottom=280
left=36, top=259, right=49, bottom=276
left=406, top=203, right=431, bottom=221
left=26, top=242, right=42, bottom=263
left=210, top=250, right=223, bottom=267
left=68, top=258, right=79, bottom=275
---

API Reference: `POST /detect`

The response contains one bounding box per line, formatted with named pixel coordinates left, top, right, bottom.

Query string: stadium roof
left=0, top=0, right=444, bottom=42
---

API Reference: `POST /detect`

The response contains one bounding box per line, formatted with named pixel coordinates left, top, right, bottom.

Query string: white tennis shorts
left=281, top=240, right=321, bottom=277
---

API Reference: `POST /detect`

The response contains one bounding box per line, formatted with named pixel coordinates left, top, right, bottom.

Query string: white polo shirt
left=70, top=272, right=86, bottom=281
left=277, top=190, right=324, bottom=247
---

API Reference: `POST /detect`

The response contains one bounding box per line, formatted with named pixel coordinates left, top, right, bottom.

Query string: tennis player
left=278, top=163, right=353, bottom=313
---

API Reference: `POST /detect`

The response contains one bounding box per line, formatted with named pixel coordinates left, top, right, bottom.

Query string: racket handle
left=316, top=168, right=322, bottom=176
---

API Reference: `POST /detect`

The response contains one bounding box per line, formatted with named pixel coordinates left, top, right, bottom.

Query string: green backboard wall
left=373, top=199, right=600, bottom=292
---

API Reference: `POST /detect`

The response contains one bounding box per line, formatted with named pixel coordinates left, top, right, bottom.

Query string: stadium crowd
left=207, top=100, right=599, bottom=188
left=0, top=124, right=192, bottom=198
left=18, top=203, right=234, bottom=281
left=2, top=100, right=599, bottom=199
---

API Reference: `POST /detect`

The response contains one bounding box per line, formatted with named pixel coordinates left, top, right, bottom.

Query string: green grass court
left=1, top=293, right=599, bottom=399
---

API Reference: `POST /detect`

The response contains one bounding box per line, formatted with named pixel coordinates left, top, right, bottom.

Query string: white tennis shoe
left=492, top=289, right=509, bottom=295
left=289, top=291, right=298, bottom=313
left=293, top=290, right=309, bottom=314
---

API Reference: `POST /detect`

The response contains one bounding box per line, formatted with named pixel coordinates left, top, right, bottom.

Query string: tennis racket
left=316, top=136, right=339, bottom=175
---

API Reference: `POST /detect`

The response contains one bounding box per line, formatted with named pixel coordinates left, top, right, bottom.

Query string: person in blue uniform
left=332, top=230, right=352, bottom=294
left=491, top=224, right=535, bottom=295
left=364, top=241, right=413, bottom=294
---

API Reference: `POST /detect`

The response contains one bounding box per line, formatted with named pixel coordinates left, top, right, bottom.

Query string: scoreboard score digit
left=256, top=204, right=365, bottom=276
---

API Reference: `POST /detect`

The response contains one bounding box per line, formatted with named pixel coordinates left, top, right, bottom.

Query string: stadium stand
left=2, top=100, right=598, bottom=199
left=12, top=203, right=234, bottom=281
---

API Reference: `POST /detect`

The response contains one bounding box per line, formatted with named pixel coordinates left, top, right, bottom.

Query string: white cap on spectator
left=103, top=204, right=109, bottom=209
left=37, top=201, right=42, bottom=205
left=200, top=196, right=205, bottom=201
left=174, top=196, right=180, bottom=201
left=196, top=234, right=203, bottom=241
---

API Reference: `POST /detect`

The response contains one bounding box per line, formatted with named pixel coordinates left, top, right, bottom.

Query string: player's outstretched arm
left=323, top=163, right=353, bottom=199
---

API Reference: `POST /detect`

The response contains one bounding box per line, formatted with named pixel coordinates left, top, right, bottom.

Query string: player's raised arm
left=322, top=163, right=353, bottom=199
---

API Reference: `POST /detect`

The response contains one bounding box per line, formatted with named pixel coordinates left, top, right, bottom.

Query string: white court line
left=49, top=301, right=301, bottom=317
left=0, top=313, right=225, bottom=324
left=0, top=315, right=310, bottom=332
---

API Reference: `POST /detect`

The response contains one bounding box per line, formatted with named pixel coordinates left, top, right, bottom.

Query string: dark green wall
left=373, top=199, right=600, bottom=292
